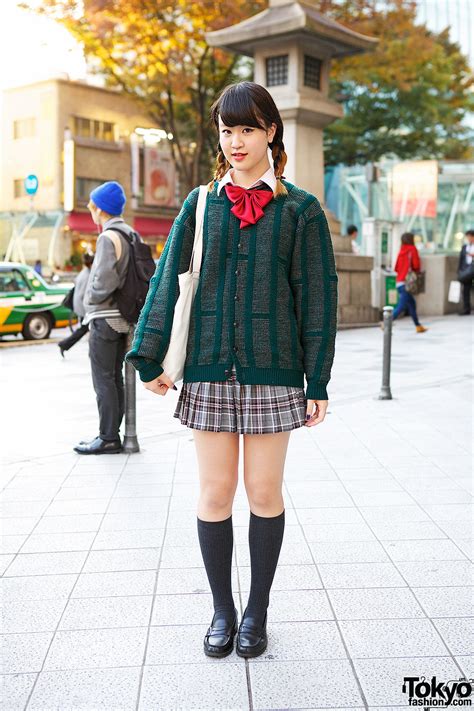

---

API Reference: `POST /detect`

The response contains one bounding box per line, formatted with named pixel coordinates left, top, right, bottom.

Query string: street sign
left=24, top=174, right=39, bottom=196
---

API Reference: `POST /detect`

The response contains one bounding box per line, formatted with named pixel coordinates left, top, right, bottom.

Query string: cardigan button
left=235, top=269, right=240, bottom=275
left=233, top=346, right=238, bottom=353
left=233, top=321, right=238, bottom=327
left=234, top=295, right=238, bottom=301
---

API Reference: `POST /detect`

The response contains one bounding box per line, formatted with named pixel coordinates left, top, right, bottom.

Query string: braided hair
left=208, top=81, right=288, bottom=197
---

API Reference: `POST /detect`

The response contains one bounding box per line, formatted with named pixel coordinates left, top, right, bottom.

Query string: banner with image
left=391, top=160, right=438, bottom=219
left=144, top=147, right=176, bottom=207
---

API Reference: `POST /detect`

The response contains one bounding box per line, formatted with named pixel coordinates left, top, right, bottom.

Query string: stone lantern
left=206, top=0, right=380, bottom=325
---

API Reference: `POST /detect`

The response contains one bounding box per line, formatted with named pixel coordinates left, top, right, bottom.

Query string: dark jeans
left=461, top=281, right=472, bottom=313
left=392, top=284, right=420, bottom=326
left=89, top=318, right=127, bottom=441
left=58, top=320, right=89, bottom=351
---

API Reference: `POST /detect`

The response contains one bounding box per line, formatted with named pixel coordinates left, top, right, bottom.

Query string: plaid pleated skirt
left=173, top=364, right=307, bottom=434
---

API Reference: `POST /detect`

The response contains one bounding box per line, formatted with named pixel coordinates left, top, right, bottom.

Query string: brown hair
left=209, top=81, right=288, bottom=197
left=401, top=232, right=415, bottom=246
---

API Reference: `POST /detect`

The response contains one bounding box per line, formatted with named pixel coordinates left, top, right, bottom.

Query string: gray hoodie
left=83, top=217, right=132, bottom=323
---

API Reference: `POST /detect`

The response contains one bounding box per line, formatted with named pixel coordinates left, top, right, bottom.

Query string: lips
left=232, top=153, right=247, bottom=157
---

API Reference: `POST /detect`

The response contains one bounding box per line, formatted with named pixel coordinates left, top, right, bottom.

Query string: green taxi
left=0, top=262, right=76, bottom=340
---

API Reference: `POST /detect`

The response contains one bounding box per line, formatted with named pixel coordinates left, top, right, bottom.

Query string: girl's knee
left=245, top=483, right=282, bottom=512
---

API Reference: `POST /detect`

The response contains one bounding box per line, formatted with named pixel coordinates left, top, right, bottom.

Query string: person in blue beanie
left=74, top=181, right=133, bottom=454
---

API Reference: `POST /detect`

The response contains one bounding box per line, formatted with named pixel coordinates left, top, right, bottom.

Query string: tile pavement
left=0, top=315, right=472, bottom=709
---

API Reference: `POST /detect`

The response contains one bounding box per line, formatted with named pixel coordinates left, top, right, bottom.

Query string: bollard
left=123, top=328, right=140, bottom=453
left=379, top=305, right=393, bottom=400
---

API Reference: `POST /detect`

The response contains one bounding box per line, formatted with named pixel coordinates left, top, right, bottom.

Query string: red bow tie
left=224, top=184, right=274, bottom=229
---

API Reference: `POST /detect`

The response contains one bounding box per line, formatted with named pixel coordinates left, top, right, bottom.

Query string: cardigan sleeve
left=290, top=199, right=338, bottom=400
left=125, top=188, right=199, bottom=382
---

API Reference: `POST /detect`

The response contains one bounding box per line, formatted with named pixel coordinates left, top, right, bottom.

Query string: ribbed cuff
left=305, top=381, right=329, bottom=400
left=125, top=354, right=164, bottom=382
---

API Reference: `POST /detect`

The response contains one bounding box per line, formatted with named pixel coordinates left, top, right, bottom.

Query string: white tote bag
left=161, top=185, right=207, bottom=384
left=448, top=280, right=461, bottom=304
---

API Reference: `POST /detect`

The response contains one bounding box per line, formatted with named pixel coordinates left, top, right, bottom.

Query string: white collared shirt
left=217, top=166, right=276, bottom=196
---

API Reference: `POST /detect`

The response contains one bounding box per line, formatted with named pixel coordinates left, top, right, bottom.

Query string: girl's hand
left=143, top=371, right=176, bottom=396
left=305, top=399, right=328, bottom=426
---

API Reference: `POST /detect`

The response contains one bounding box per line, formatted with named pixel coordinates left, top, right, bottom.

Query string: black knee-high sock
left=246, top=509, right=285, bottom=626
left=197, top=515, right=235, bottom=617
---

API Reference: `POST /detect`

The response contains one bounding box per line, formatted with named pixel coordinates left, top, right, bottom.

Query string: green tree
left=319, top=0, right=474, bottom=165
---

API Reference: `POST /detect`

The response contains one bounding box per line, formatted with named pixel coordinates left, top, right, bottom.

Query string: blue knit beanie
left=90, top=181, right=126, bottom=216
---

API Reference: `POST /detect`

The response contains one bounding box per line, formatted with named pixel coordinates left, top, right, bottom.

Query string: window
left=73, top=116, right=116, bottom=142
left=0, top=269, right=29, bottom=293
left=304, top=55, right=322, bottom=90
left=75, top=177, right=105, bottom=204
left=13, top=179, right=26, bottom=198
left=13, top=118, right=36, bottom=139
left=266, top=55, right=288, bottom=87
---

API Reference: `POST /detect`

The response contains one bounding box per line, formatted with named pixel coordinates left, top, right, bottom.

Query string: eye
left=243, top=128, right=254, bottom=133
left=221, top=129, right=231, bottom=135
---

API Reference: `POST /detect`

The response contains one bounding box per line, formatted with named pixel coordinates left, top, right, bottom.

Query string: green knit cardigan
left=125, top=179, right=338, bottom=400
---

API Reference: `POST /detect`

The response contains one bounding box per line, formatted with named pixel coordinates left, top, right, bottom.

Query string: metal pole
left=379, top=305, right=393, bottom=400
left=123, top=328, right=139, bottom=453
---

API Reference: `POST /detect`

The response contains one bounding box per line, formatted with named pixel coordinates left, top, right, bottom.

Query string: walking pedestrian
left=58, top=252, right=94, bottom=356
left=74, top=181, right=132, bottom=455
left=392, top=232, right=427, bottom=333
left=33, top=259, right=42, bottom=276
left=457, top=228, right=474, bottom=315
left=126, top=81, right=338, bottom=659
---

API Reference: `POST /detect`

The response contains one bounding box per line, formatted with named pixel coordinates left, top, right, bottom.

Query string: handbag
left=160, top=185, right=208, bottom=384
left=405, top=251, right=425, bottom=295
left=458, top=263, right=474, bottom=284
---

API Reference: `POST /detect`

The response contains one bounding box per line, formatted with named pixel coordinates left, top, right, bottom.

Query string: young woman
left=392, top=232, right=427, bottom=333
left=126, top=81, right=338, bottom=659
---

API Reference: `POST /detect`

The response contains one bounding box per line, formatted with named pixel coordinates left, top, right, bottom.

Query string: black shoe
left=58, top=344, right=65, bottom=358
left=459, top=310, right=471, bottom=315
left=236, top=609, right=268, bottom=659
left=203, top=607, right=238, bottom=658
left=73, top=436, right=122, bottom=455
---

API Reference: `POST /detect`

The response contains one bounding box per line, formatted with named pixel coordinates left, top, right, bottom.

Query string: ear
left=267, top=123, right=277, bottom=144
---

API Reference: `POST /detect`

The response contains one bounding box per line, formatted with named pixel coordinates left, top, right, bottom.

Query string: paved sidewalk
left=1, top=315, right=472, bottom=710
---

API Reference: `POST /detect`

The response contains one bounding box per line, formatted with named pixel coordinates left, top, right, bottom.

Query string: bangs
left=215, top=86, right=267, bottom=130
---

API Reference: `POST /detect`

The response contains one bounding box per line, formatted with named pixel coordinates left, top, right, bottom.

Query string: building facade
left=0, top=78, right=178, bottom=267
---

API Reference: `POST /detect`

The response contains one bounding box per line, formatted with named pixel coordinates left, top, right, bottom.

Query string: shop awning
left=134, top=216, right=173, bottom=237
left=67, top=211, right=96, bottom=233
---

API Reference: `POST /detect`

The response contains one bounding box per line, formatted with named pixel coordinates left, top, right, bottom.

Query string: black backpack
left=111, top=228, right=156, bottom=324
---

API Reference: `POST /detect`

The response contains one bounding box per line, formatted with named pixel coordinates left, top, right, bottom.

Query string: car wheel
left=22, top=313, right=52, bottom=340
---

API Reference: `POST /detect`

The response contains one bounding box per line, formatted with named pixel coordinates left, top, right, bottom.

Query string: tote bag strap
left=188, top=185, right=208, bottom=275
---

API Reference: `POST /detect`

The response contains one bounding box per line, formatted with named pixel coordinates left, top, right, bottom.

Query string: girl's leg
left=392, top=285, right=408, bottom=320
left=193, top=430, right=239, bottom=617
left=405, top=292, right=421, bottom=326
left=242, top=431, right=291, bottom=626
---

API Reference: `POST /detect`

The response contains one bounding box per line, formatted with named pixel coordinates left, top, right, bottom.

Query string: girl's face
left=218, top=116, right=276, bottom=175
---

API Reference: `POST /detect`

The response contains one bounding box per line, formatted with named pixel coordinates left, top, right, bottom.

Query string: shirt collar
left=217, top=166, right=276, bottom=196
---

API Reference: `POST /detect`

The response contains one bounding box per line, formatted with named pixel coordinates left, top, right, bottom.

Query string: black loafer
left=203, top=607, right=238, bottom=658
left=74, top=436, right=122, bottom=455
left=236, top=609, right=268, bottom=658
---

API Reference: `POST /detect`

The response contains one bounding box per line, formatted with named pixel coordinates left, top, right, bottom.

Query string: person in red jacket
left=392, top=232, right=428, bottom=333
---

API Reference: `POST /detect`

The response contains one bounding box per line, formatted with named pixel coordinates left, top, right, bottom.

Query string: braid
left=209, top=145, right=230, bottom=192
left=272, top=142, right=288, bottom=197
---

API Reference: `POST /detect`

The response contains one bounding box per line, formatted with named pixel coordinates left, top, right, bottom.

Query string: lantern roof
left=206, top=0, right=378, bottom=58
